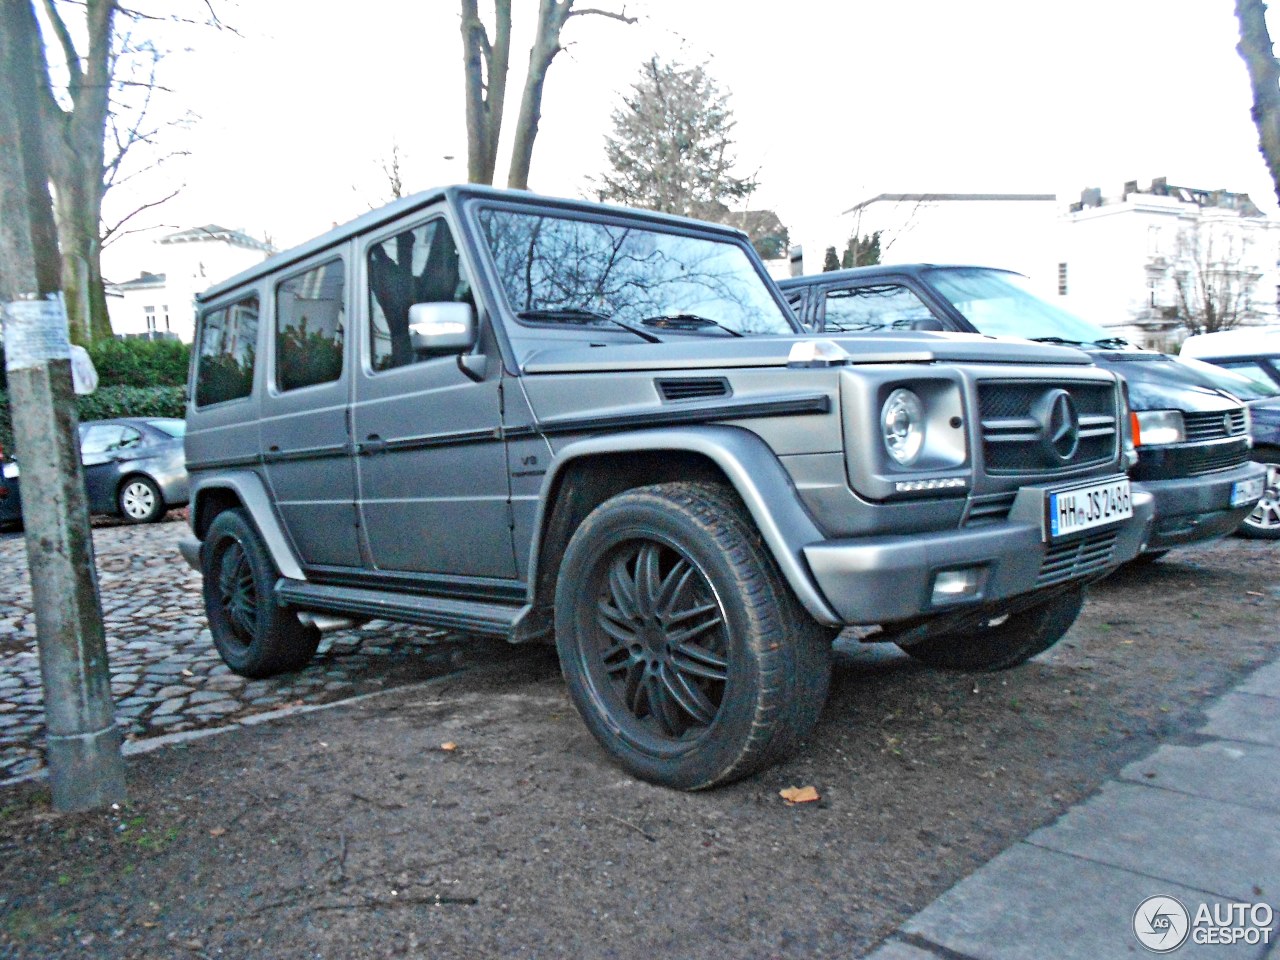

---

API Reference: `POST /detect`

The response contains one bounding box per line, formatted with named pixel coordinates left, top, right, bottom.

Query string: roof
left=106, top=271, right=166, bottom=290
left=777, top=263, right=1020, bottom=288
left=197, top=184, right=751, bottom=304
left=842, top=193, right=1056, bottom=215
left=160, top=225, right=273, bottom=251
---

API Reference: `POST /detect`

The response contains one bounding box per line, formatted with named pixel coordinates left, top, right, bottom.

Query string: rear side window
left=275, top=260, right=345, bottom=391
left=368, top=219, right=472, bottom=372
left=823, top=284, right=937, bottom=332
left=195, top=294, right=260, bottom=407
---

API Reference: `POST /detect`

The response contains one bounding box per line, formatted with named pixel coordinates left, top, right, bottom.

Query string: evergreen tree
left=842, top=231, right=882, bottom=268
left=822, top=246, right=841, bottom=272
left=597, top=57, right=756, bottom=219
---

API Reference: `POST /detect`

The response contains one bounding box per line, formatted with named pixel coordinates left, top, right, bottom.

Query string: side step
left=275, top=579, right=526, bottom=638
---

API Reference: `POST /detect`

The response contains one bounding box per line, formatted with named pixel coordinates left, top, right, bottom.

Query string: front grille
left=1037, top=530, right=1118, bottom=586
left=979, top=381, right=1118, bottom=475
left=1183, top=409, right=1248, bottom=443
left=963, top=492, right=1016, bottom=526
left=1185, top=444, right=1249, bottom=476
left=656, top=377, right=731, bottom=402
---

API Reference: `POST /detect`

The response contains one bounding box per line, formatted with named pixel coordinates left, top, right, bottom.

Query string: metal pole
left=4, top=299, right=126, bottom=810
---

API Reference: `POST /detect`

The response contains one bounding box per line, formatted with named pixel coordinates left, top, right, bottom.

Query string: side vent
left=656, top=377, right=732, bottom=403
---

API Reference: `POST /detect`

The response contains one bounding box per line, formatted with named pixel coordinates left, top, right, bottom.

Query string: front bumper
left=803, top=480, right=1155, bottom=625
left=1140, top=461, right=1266, bottom=551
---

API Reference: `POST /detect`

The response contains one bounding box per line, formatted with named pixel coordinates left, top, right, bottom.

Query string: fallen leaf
left=181, top=669, right=193, bottom=677
left=779, top=785, right=819, bottom=804
left=141, top=921, right=159, bottom=929
left=208, top=827, right=226, bottom=838
left=440, top=742, right=458, bottom=752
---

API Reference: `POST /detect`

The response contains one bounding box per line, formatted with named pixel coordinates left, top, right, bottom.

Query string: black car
left=0, top=417, right=189, bottom=529
left=780, top=265, right=1267, bottom=558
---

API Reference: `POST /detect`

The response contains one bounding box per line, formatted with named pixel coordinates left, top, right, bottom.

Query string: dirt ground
left=1, top=537, right=1277, bottom=960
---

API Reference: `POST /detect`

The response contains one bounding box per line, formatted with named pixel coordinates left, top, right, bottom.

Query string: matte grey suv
left=181, top=186, right=1153, bottom=789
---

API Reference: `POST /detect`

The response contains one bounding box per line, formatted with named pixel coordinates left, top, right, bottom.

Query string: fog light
left=931, top=567, right=984, bottom=605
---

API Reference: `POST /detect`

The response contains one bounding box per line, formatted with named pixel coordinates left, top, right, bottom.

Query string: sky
left=98, top=0, right=1280, bottom=281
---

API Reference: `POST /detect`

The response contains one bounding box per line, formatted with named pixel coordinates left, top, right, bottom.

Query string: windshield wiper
left=516, top=308, right=663, bottom=344
left=1029, top=336, right=1089, bottom=346
left=639, top=314, right=743, bottom=337
left=1090, top=336, right=1131, bottom=349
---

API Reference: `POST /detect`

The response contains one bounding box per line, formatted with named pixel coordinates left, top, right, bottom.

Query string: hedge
left=0, top=338, right=190, bottom=391
left=0, top=385, right=186, bottom=456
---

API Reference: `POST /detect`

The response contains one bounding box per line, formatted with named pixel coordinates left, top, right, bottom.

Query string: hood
left=1087, top=349, right=1240, bottom=412
left=521, top=330, right=1092, bottom=375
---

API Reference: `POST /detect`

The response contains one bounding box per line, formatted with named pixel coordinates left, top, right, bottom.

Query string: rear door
left=258, top=251, right=363, bottom=568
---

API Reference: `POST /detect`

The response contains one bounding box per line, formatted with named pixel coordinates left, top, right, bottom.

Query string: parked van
left=781, top=265, right=1266, bottom=560
left=1179, top=327, right=1280, bottom=394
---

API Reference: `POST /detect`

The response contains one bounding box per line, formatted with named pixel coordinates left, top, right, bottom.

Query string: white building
left=106, top=225, right=273, bottom=342
left=1059, top=179, right=1280, bottom=350
left=825, top=181, right=1280, bottom=351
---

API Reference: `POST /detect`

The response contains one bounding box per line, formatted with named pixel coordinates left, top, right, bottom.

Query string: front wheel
left=201, top=509, right=319, bottom=678
left=897, top=586, right=1086, bottom=672
left=118, top=476, right=165, bottom=523
left=1238, top=457, right=1280, bottom=540
left=554, top=482, right=834, bottom=790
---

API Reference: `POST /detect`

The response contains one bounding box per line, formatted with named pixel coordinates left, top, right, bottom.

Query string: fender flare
left=190, top=471, right=306, bottom=581
left=527, top=425, right=840, bottom=624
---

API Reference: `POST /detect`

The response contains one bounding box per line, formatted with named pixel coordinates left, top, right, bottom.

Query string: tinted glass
left=195, top=295, right=260, bottom=406
left=1220, top=360, right=1280, bottom=393
left=823, top=284, right=937, bottom=332
left=368, top=219, right=473, bottom=371
left=925, top=268, right=1112, bottom=343
left=1185, top=358, right=1280, bottom=399
left=276, top=259, right=345, bottom=391
left=147, top=419, right=186, bottom=438
left=80, top=424, right=140, bottom=454
left=477, top=208, right=796, bottom=336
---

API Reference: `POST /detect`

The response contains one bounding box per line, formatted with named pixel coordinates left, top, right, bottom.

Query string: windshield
left=476, top=208, right=797, bottom=336
left=925, top=267, right=1115, bottom=344
left=1175, top=356, right=1280, bottom=401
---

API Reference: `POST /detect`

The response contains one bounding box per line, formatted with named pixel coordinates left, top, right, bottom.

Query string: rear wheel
left=202, top=509, right=319, bottom=678
left=554, top=482, right=834, bottom=790
left=118, top=476, right=165, bottom=523
left=1238, top=456, right=1280, bottom=540
left=897, top=586, right=1086, bottom=672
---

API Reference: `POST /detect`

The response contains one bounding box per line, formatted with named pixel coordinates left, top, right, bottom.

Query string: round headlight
left=882, top=388, right=925, bottom=466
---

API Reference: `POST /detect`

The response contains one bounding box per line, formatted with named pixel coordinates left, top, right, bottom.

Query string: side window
left=80, top=424, right=126, bottom=455
left=823, top=284, right=938, bottom=333
left=195, top=294, right=260, bottom=407
left=1220, top=360, right=1280, bottom=394
left=275, top=259, right=345, bottom=392
left=368, top=219, right=473, bottom=372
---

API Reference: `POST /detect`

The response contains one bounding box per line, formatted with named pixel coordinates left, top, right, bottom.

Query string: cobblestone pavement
left=0, top=515, right=520, bottom=782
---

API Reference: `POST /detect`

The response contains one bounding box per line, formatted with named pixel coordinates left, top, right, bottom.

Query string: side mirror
left=408, top=302, right=476, bottom=354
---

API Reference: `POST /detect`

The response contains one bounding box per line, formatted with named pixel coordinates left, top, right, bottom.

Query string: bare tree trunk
left=0, top=0, right=60, bottom=300
left=34, top=0, right=116, bottom=343
left=461, top=0, right=511, bottom=185
left=1236, top=0, right=1280, bottom=208
left=507, top=1, right=634, bottom=191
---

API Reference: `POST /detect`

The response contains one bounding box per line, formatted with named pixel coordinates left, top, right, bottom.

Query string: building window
left=1057, top=263, right=1068, bottom=296
left=162, top=305, right=170, bottom=332
left=144, top=305, right=156, bottom=334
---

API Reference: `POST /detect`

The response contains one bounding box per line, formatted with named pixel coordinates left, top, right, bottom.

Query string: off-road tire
left=554, top=481, right=835, bottom=791
left=202, top=509, right=320, bottom=678
left=897, top=586, right=1086, bottom=672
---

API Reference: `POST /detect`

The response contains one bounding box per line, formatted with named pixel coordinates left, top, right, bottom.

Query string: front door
left=352, top=210, right=515, bottom=581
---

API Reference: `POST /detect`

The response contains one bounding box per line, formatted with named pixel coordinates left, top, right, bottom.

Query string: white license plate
left=1047, top=478, right=1133, bottom=539
left=1232, top=475, right=1265, bottom=507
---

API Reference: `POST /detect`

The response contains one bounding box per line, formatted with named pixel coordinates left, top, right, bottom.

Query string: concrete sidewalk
left=866, top=658, right=1280, bottom=960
